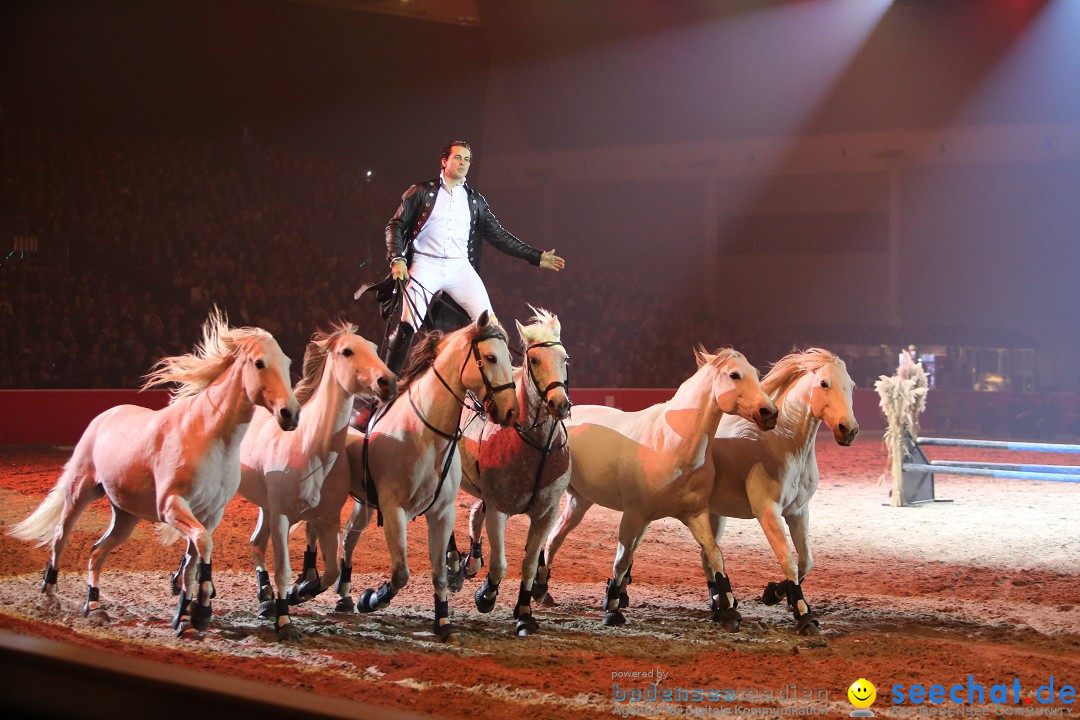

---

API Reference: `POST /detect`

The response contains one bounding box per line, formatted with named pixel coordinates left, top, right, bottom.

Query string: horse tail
left=8, top=460, right=78, bottom=547
left=155, top=523, right=184, bottom=546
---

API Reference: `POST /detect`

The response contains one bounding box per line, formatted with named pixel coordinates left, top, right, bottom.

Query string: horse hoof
left=463, top=555, right=483, bottom=579
left=619, top=591, right=630, bottom=609
left=602, top=610, right=626, bottom=627
left=711, top=608, right=741, bottom=632
left=516, top=614, right=540, bottom=637
left=191, top=602, right=213, bottom=631
left=797, top=616, right=821, bottom=636
left=434, top=622, right=462, bottom=645
left=277, top=622, right=303, bottom=642
left=175, top=620, right=194, bottom=638
left=474, top=586, right=498, bottom=614
left=530, top=581, right=548, bottom=602
left=357, top=588, right=379, bottom=614
left=86, top=608, right=110, bottom=625
left=335, top=597, right=356, bottom=613
left=447, top=553, right=465, bottom=593
left=257, top=600, right=276, bottom=619
left=169, top=571, right=182, bottom=597
left=538, top=592, right=557, bottom=607
left=761, top=581, right=785, bottom=606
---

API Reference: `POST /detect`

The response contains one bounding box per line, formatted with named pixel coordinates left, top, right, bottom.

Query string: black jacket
left=385, top=178, right=542, bottom=270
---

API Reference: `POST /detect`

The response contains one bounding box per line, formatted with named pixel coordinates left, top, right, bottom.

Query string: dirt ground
left=0, top=440, right=1078, bottom=720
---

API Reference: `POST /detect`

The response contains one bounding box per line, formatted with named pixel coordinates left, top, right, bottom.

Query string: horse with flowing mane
left=9, top=309, right=299, bottom=635
left=706, top=348, right=858, bottom=634
left=336, top=310, right=518, bottom=643
left=457, top=307, right=571, bottom=636
left=233, top=321, right=395, bottom=640
left=541, top=347, right=778, bottom=628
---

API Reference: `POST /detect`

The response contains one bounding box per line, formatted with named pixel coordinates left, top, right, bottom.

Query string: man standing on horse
left=381, top=140, right=565, bottom=374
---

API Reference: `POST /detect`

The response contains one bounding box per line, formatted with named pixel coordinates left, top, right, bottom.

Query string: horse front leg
left=357, top=506, right=407, bottom=614
left=285, top=520, right=322, bottom=605
left=755, top=501, right=818, bottom=635
left=463, top=499, right=486, bottom=578
left=772, top=509, right=819, bottom=636
left=306, top=515, right=343, bottom=604
left=684, top=511, right=740, bottom=631
left=427, top=504, right=461, bottom=644
left=161, top=494, right=215, bottom=634
left=474, top=508, right=508, bottom=614
left=603, top=513, right=648, bottom=627
left=336, top=499, right=373, bottom=612
left=266, top=512, right=301, bottom=641
left=513, top=505, right=559, bottom=637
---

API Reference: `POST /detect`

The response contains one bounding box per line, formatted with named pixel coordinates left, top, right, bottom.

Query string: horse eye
left=820, top=380, right=829, bottom=389
left=254, top=359, right=265, bottom=370
left=729, top=372, right=741, bottom=380
left=530, top=356, right=539, bottom=365
left=342, top=347, right=354, bottom=357
left=486, top=354, right=497, bottom=364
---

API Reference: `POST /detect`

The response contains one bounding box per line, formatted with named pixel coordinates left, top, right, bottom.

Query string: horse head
left=463, top=310, right=519, bottom=427
left=807, top=352, right=859, bottom=446
left=516, top=307, right=570, bottom=422
left=241, top=334, right=300, bottom=431
left=697, top=348, right=777, bottom=431
left=324, top=325, right=398, bottom=403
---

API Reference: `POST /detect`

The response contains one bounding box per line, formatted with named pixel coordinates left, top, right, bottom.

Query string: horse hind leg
left=335, top=500, right=373, bottom=612
left=463, top=499, right=485, bottom=579
left=83, top=504, right=139, bottom=621
left=602, top=515, right=648, bottom=627
left=249, top=508, right=275, bottom=618
left=357, top=507, right=407, bottom=615
left=286, top=520, right=324, bottom=605
left=474, top=508, right=508, bottom=614
left=540, top=488, right=593, bottom=606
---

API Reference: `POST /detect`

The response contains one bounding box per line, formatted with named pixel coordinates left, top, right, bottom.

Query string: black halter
left=518, top=340, right=571, bottom=432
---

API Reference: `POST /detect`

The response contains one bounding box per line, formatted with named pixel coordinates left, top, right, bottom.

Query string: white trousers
left=400, top=256, right=493, bottom=329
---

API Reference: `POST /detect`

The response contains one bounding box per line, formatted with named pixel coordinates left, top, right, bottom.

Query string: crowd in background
left=0, top=124, right=988, bottom=395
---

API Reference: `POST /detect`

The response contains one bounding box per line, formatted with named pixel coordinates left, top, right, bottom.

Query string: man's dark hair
left=441, top=141, right=472, bottom=161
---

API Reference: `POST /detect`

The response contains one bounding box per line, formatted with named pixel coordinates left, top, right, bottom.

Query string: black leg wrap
left=338, top=561, right=352, bottom=586
left=191, top=598, right=213, bottom=631
left=172, top=591, right=190, bottom=630
left=446, top=536, right=465, bottom=593
left=358, top=582, right=396, bottom=613
left=463, top=537, right=484, bottom=579
left=432, top=595, right=459, bottom=642
left=198, top=561, right=215, bottom=600
left=275, top=598, right=290, bottom=620
left=513, top=581, right=532, bottom=620
left=474, top=576, right=499, bottom=613
left=776, top=579, right=819, bottom=635
left=710, top=573, right=741, bottom=631
left=42, top=563, right=58, bottom=592
left=302, top=549, right=317, bottom=572
left=273, top=597, right=302, bottom=640
left=602, top=578, right=626, bottom=626
left=82, top=586, right=100, bottom=617
left=532, top=552, right=550, bottom=602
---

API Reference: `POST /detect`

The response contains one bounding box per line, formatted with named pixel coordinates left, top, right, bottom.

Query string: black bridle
left=517, top=340, right=572, bottom=433
left=361, top=329, right=515, bottom=526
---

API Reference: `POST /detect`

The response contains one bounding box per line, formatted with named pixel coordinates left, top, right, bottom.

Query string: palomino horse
left=234, top=321, right=396, bottom=640
left=336, top=311, right=518, bottom=643
left=705, top=348, right=858, bottom=634
left=9, top=310, right=299, bottom=634
left=541, top=348, right=778, bottom=628
left=457, top=308, right=571, bottom=636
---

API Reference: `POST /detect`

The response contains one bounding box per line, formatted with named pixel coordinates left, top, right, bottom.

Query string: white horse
left=705, top=348, right=858, bottom=634
left=233, top=321, right=395, bottom=640
left=9, top=310, right=299, bottom=634
left=457, top=308, right=571, bottom=637
left=336, top=311, right=518, bottom=643
left=542, top=348, right=778, bottom=628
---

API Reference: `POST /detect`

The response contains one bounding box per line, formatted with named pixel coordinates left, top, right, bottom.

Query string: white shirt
left=412, top=177, right=471, bottom=258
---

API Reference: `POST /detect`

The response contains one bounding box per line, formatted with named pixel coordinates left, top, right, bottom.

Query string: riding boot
left=382, top=321, right=415, bottom=378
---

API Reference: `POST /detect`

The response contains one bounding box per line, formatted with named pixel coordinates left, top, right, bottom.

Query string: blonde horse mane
left=762, top=348, right=844, bottom=396
left=142, top=308, right=273, bottom=404
left=693, top=346, right=741, bottom=370
left=518, top=305, right=561, bottom=348
left=293, top=319, right=359, bottom=406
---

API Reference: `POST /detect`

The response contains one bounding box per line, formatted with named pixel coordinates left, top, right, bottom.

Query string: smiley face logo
left=848, top=678, right=877, bottom=709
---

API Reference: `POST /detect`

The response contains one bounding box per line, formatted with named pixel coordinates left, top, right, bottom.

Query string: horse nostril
left=280, top=408, right=293, bottom=423
left=377, top=376, right=390, bottom=388
left=761, top=407, right=775, bottom=419
left=504, top=408, right=516, bottom=425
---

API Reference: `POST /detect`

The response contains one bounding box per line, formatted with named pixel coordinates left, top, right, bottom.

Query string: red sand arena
left=1, top=439, right=1077, bottom=719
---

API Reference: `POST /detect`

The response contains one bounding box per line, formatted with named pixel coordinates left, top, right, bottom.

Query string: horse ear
left=550, top=313, right=561, bottom=338
left=515, top=319, right=533, bottom=344
left=476, top=310, right=491, bottom=329
left=694, top=345, right=710, bottom=369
